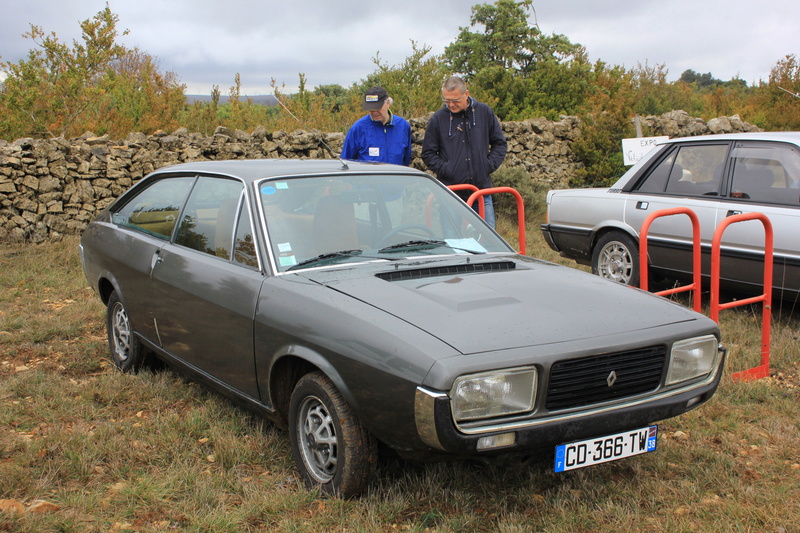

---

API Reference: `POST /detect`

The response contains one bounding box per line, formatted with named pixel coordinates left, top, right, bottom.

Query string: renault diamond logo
left=607, top=371, right=618, bottom=387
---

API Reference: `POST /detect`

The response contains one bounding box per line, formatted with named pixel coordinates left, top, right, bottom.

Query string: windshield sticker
left=279, top=255, right=297, bottom=267
left=445, top=238, right=487, bottom=254
left=275, top=182, right=289, bottom=189
left=277, top=242, right=296, bottom=267
left=261, top=185, right=276, bottom=195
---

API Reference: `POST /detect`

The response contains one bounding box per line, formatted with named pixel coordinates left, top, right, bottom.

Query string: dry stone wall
left=0, top=111, right=759, bottom=242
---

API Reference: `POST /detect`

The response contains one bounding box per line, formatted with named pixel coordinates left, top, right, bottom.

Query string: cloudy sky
left=1, top=0, right=798, bottom=95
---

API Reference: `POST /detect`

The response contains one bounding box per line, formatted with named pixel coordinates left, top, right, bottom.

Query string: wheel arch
left=589, top=222, right=640, bottom=254
left=267, top=348, right=355, bottom=428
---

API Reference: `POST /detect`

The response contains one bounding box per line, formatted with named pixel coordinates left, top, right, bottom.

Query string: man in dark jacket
left=422, top=76, right=507, bottom=227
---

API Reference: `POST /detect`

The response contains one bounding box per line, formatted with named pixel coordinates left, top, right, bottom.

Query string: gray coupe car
left=542, top=132, right=800, bottom=301
left=80, top=159, right=725, bottom=497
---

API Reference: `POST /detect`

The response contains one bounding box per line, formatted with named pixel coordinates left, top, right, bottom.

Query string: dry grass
left=1, top=226, right=798, bottom=532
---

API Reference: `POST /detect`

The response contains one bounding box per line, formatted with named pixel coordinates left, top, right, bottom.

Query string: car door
left=107, top=175, right=197, bottom=346
left=623, top=141, right=731, bottom=278
left=149, top=176, right=263, bottom=399
left=712, top=141, right=800, bottom=294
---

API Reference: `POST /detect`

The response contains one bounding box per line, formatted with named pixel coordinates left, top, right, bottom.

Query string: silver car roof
left=662, top=131, right=800, bottom=145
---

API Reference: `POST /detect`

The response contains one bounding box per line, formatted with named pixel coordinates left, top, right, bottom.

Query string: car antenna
left=272, top=91, right=349, bottom=169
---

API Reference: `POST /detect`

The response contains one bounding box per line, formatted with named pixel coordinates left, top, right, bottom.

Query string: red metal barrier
left=710, top=212, right=773, bottom=381
left=448, top=184, right=483, bottom=217
left=639, top=207, right=702, bottom=312
left=466, top=187, right=526, bottom=255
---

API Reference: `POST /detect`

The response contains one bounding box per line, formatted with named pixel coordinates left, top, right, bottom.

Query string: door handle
left=150, top=249, right=163, bottom=274
left=726, top=210, right=742, bottom=217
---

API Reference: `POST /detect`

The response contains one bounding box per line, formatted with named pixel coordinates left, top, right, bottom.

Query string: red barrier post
left=710, top=212, right=773, bottom=381
left=448, top=184, right=483, bottom=218
left=466, top=187, right=526, bottom=255
left=639, top=207, right=702, bottom=312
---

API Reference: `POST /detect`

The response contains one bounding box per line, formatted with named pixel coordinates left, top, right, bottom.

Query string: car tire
left=289, top=371, right=377, bottom=498
left=592, top=231, right=639, bottom=286
left=106, top=291, right=148, bottom=372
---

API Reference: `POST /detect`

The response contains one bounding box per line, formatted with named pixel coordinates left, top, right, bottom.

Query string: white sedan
left=541, top=132, right=800, bottom=301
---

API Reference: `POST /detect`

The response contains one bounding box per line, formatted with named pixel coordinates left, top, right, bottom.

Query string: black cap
left=363, top=86, right=388, bottom=110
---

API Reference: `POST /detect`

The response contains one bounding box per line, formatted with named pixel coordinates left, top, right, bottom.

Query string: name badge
left=369, top=147, right=380, bottom=157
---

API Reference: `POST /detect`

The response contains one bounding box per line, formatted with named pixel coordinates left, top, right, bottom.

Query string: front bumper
left=414, top=349, right=725, bottom=456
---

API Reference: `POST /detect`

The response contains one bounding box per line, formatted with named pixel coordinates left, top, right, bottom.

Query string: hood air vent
left=376, top=261, right=516, bottom=282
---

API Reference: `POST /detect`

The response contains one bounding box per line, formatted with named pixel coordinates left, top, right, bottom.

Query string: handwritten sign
left=622, top=136, right=669, bottom=166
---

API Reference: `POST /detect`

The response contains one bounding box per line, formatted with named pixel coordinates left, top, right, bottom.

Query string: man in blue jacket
left=341, top=87, right=412, bottom=166
left=422, top=76, right=507, bottom=228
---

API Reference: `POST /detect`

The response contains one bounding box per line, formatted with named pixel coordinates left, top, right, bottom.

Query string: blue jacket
left=341, top=113, right=412, bottom=166
left=421, top=97, right=507, bottom=190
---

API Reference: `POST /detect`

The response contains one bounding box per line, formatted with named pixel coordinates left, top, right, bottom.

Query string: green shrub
left=491, top=165, right=547, bottom=222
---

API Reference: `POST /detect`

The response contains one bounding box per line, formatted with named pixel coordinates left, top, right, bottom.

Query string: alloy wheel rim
left=297, top=395, right=338, bottom=483
left=599, top=242, right=632, bottom=284
left=111, top=302, right=131, bottom=362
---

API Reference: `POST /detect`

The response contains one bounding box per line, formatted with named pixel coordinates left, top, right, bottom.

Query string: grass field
left=1, top=221, right=798, bottom=532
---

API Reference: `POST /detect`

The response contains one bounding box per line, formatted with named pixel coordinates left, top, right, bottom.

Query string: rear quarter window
left=112, top=177, right=196, bottom=239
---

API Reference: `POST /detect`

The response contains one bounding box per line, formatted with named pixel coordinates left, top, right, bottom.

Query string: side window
left=666, top=144, right=728, bottom=196
left=730, top=143, right=800, bottom=205
left=112, top=177, right=195, bottom=239
left=175, top=177, right=244, bottom=258
left=636, top=152, right=675, bottom=193
left=233, top=205, right=259, bottom=269
left=636, top=144, right=728, bottom=196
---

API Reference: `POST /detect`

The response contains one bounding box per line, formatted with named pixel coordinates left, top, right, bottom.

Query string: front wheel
left=591, top=231, right=639, bottom=286
left=288, top=371, right=377, bottom=497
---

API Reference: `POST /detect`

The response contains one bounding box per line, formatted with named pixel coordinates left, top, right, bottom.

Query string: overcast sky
left=1, top=0, right=798, bottom=95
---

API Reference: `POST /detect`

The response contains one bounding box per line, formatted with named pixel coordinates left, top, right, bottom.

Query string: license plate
left=554, top=425, right=658, bottom=473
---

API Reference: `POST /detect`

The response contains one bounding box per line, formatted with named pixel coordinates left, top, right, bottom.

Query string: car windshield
left=257, top=172, right=513, bottom=272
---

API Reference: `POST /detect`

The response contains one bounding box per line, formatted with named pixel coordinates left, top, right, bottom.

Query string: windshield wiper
left=378, top=240, right=484, bottom=254
left=287, top=249, right=364, bottom=270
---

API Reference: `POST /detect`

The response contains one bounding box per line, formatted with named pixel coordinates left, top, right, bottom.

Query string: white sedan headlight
left=451, top=367, right=537, bottom=421
left=666, top=335, right=719, bottom=385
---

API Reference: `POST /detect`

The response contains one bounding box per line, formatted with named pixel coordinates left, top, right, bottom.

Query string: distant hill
left=185, top=94, right=279, bottom=106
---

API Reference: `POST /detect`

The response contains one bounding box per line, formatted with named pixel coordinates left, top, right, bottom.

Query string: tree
left=755, top=54, right=800, bottom=130
left=443, top=0, right=588, bottom=120
left=679, top=69, right=722, bottom=88
left=361, top=41, right=451, bottom=118
left=96, top=49, right=185, bottom=135
left=445, top=0, right=580, bottom=80
left=0, top=4, right=184, bottom=140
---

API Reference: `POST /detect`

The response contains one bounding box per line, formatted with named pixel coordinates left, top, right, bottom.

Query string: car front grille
left=546, top=345, right=667, bottom=411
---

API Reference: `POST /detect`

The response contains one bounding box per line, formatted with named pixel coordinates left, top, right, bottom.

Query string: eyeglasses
left=442, top=95, right=465, bottom=104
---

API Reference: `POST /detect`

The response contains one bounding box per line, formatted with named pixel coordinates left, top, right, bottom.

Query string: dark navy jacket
left=421, top=97, right=507, bottom=190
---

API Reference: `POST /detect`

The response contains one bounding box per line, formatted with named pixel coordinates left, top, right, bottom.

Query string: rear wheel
left=289, top=371, right=377, bottom=497
left=592, top=231, right=639, bottom=286
left=106, top=291, right=148, bottom=372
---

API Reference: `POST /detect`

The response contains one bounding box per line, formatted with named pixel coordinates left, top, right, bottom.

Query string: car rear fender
left=590, top=221, right=639, bottom=251
left=94, top=272, right=123, bottom=306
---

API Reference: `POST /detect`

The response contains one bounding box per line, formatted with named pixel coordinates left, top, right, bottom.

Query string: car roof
left=663, top=131, right=800, bottom=146
left=150, top=158, right=426, bottom=184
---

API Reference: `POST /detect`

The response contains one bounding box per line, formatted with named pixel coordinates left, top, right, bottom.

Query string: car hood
left=298, top=256, right=702, bottom=354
